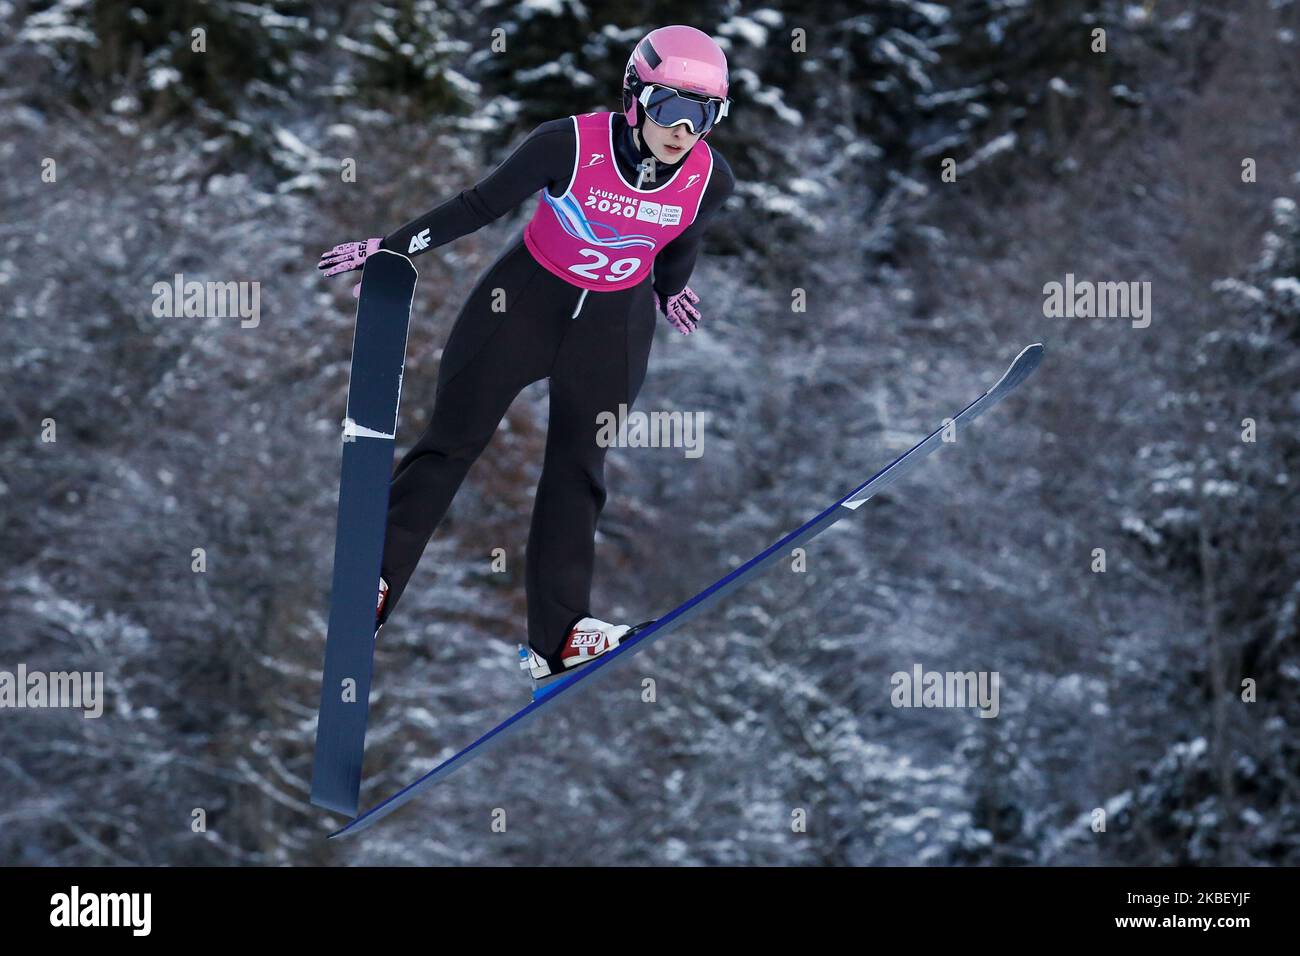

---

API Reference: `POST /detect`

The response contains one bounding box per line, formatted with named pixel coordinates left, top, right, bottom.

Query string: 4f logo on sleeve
left=407, top=228, right=431, bottom=254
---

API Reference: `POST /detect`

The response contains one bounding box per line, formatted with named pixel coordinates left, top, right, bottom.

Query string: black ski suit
left=375, top=114, right=734, bottom=668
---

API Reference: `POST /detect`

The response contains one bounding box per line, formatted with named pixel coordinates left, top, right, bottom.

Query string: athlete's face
left=639, top=118, right=702, bottom=164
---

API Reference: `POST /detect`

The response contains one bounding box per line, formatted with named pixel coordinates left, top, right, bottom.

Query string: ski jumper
left=375, top=111, right=734, bottom=668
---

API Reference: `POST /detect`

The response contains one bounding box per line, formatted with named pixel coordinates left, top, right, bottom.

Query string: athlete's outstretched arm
left=320, top=119, right=578, bottom=280
left=381, top=119, right=578, bottom=257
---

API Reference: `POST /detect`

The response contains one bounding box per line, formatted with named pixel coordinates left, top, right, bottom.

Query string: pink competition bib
left=523, top=112, right=714, bottom=292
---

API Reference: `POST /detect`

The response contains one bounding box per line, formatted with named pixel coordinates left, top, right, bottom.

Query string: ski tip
left=990, top=343, right=1045, bottom=395
left=1014, top=342, right=1045, bottom=367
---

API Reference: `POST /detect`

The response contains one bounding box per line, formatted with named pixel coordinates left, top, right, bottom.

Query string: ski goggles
left=637, top=85, right=730, bottom=135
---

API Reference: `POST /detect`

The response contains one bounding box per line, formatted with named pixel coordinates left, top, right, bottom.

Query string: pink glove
left=318, top=238, right=383, bottom=277
left=659, top=286, right=702, bottom=334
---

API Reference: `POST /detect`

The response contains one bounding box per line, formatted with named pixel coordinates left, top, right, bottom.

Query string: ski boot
left=518, top=616, right=656, bottom=693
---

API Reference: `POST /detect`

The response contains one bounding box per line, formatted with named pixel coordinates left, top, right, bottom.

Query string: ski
left=310, top=250, right=418, bottom=816
left=328, top=343, right=1044, bottom=838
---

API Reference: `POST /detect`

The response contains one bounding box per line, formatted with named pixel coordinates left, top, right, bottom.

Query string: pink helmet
left=622, top=25, right=730, bottom=136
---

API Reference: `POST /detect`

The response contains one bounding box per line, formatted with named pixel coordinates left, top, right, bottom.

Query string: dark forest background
left=1, top=0, right=1297, bottom=865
